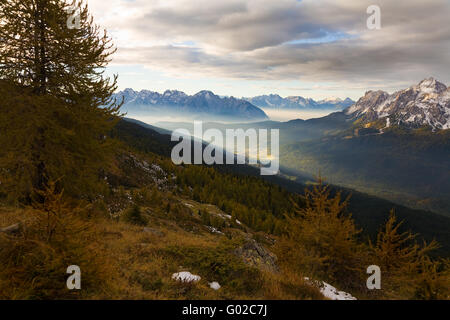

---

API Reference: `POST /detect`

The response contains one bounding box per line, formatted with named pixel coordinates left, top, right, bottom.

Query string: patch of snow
left=206, top=226, right=223, bottom=234
left=345, top=104, right=360, bottom=115
left=209, top=282, right=221, bottom=290
left=440, top=90, right=450, bottom=103
left=304, top=277, right=356, bottom=300
left=172, top=272, right=201, bottom=283
left=375, top=98, right=390, bottom=113
left=420, top=86, right=436, bottom=94
left=406, top=114, right=417, bottom=123
left=319, top=281, right=357, bottom=300
left=322, top=97, right=343, bottom=103
left=217, top=213, right=232, bottom=220
left=416, top=101, right=430, bottom=110
left=444, top=107, right=450, bottom=129
left=235, top=219, right=242, bottom=225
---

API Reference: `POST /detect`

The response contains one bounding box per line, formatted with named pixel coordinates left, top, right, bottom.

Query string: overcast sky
left=87, top=0, right=450, bottom=100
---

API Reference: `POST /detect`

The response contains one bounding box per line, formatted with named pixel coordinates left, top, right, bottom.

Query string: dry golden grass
left=0, top=203, right=325, bottom=300
left=0, top=206, right=32, bottom=227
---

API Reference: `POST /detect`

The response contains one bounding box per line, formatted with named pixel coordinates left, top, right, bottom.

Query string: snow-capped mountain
left=244, top=94, right=354, bottom=110
left=318, top=97, right=354, bottom=106
left=113, top=89, right=269, bottom=122
left=345, top=78, right=450, bottom=130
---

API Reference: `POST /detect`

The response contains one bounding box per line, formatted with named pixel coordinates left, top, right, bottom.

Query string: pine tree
left=0, top=0, right=122, bottom=202
left=369, top=211, right=447, bottom=299
left=280, top=180, right=365, bottom=288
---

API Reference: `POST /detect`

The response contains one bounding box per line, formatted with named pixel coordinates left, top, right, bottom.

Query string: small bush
left=122, top=205, right=147, bottom=226
left=0, top=184, right=113, bottom=299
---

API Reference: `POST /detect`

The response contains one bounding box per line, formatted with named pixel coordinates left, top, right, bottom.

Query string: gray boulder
left=234, top=239, right=279, bottom=273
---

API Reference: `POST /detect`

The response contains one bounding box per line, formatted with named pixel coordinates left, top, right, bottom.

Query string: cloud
left=88, top=0, right=450, bottom=90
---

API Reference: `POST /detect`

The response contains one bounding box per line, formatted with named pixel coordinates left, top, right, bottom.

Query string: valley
left=116, top=119, right=450, bottom=257
left=152, top=79, right=450, bottom=217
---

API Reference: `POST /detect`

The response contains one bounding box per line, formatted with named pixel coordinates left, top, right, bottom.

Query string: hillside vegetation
left=2, top=120, right=449, bottom=299
left=0, top=0, right=448, bottom=300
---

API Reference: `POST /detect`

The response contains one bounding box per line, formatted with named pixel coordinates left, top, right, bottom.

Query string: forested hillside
left=281, top=126, right=450, bottom=215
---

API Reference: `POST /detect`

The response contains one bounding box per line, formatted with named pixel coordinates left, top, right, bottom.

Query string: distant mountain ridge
left=113, top=89, right=269, bottom=122
left=244, top=94, right=354, bottom=110
left=345, top=78, right=450, bottom=130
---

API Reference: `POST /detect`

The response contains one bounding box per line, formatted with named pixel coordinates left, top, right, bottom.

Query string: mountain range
left=113, top=88, right=359, bottom=122
left=113, top=89, right=269, bottom=122
left=244, top=94, right=355, bottom=110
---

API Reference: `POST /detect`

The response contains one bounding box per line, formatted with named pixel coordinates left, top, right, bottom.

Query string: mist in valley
left=259, top=108, right=337, bottom=122
left=127, top=108, right=337, bottom=127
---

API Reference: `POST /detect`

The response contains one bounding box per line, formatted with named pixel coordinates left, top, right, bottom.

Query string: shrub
left=0, top=183, right=112, bottom=299
left=122, top=205, right=147, bottom=226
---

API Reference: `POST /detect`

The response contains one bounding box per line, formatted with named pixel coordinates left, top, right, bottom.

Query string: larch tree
left=369, top=211, right=448, bottom=299
left=279, top=180, right=366, bottom=289
left=0, top=0, right=122, bottom=202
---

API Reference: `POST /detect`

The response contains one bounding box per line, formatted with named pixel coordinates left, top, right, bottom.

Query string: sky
left=87, top=0, right=450, bottom=100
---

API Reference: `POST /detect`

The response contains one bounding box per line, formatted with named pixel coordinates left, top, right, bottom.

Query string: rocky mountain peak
left=163, top=89, right=187, bottom=97
left=122, top=88, right=138, bottom=97
left=416, top=77, right=447, bottom=94
left=345, top=78, right=450, bottom=130
left=194, top=90, right=216, bottom=98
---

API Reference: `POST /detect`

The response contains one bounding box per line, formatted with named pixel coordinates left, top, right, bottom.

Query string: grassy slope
left=0, top=147, right=324, bottom=299
left=0, top=204, right=323, bottom=299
